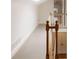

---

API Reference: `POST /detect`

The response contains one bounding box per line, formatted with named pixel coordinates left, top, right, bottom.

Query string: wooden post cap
left=55, top=21, right=59, bottom=31
left=46, top=21, right=49, bottom=31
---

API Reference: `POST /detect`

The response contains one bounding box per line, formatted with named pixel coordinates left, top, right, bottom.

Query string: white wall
left=38, top=0, right=54, bottom=24
left=11, top=0, right=38, bottom=57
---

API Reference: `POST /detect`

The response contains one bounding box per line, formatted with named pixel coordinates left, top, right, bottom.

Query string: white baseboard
left=11, top=24, right=38, bottom=58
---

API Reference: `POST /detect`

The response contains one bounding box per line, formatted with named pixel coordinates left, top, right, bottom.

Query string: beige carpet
left=12, top=25, right=67, bottom=59
left=12, top=25, right=46, bottom=59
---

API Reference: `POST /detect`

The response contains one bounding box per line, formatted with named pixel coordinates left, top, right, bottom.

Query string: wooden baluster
left=46, top=21, right=59, bottom=59
left=55, top=21, right=59, bottom=59
left=46, top=21, right=49, bottom=59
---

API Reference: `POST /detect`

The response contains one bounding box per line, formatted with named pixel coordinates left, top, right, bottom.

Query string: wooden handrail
left=46, top=21, right=59, bottom=59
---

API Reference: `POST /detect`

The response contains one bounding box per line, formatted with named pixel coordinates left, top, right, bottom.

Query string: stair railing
left=46, top=21, right=59, bottom=59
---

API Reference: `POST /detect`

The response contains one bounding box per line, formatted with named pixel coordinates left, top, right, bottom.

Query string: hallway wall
left=11, top=0, right=38, bottom=57
left=37, top=0, right=54, bottom=24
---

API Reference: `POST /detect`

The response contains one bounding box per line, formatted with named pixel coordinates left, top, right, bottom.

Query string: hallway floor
left=12, top=25, right=66, bottom=59
left=12, top=25, right=46, bottom=59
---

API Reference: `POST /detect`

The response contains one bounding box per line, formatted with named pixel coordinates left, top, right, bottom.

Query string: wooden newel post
left=55, top=21, right=59, bottom=59
left=46, top=20, right=59, bottom=59
left=46, top=21, right=49, bottom=59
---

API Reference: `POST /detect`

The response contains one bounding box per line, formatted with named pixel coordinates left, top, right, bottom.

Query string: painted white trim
left=11, top=24, right=38, bottom=58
